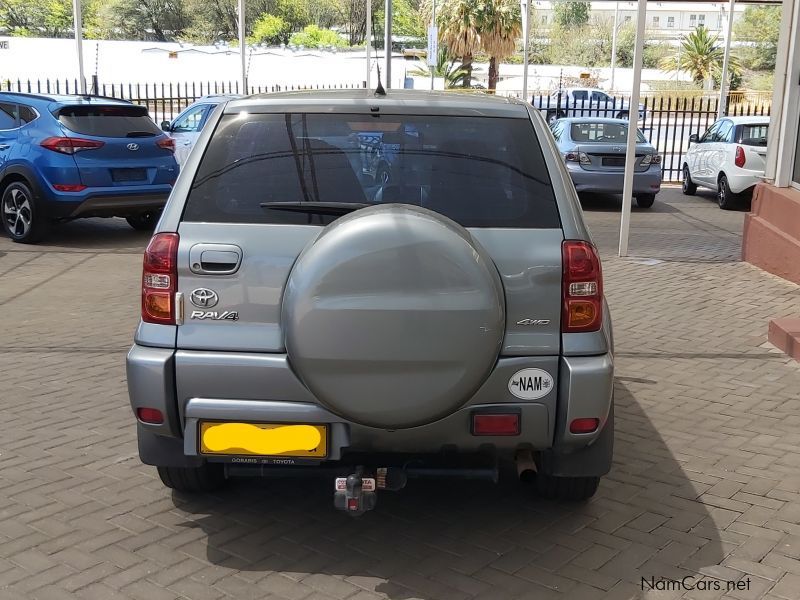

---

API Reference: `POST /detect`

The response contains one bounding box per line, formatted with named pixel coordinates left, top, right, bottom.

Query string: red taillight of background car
left=735, top=145, right=746, bottom=168
left=142, top=233, right=179, bottom=324
left=157, top=137, right=176, bottom=153
left=562, top=240, right=603, bottom=333
left=41, top=136, right=104, bottom=154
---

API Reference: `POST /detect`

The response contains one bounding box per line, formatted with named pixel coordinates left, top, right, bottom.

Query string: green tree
left=289, top=24, right=346, bottom=48
left=734, top=5, right=780, bottom=71
left=477, top=0, right=521, bottom=90
left=408, top=48, right=468, bottom=87
left=660, top=26, right=741, bottom=89
left=249, top=13, right=290, bottom=45
left=428, top=0, right=480, bottom=87
left=99, top=0, right=191, bottom=41
left=553, top=1, right=589, bottom=29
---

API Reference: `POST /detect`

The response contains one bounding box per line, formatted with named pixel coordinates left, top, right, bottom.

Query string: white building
left=534, top=1, right=746, bottom=36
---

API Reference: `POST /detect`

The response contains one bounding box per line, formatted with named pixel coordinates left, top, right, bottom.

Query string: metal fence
left=1, top=78, right=771, bottom=182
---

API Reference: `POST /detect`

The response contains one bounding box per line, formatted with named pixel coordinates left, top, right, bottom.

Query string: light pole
left=429, top=0, right=437, bottom=90
left=610, top=2, right=619, bottom=92
left=521, top=0, right=531, bottom=102
left=718, top=0, right=736, bottom=119
left=72, top=0, right=86, bottom=94
left=366, top=0, right=372, bottom=89
left=384, top=0, right=392, bottom=88
left=238, top=0, right=247, bottom=93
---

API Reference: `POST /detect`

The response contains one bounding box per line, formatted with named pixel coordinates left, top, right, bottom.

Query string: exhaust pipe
left=515, top=450, right=537, bottom=482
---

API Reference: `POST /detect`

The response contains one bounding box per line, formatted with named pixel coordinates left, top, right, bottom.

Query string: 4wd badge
left=508, top=368, right=554, bottom=400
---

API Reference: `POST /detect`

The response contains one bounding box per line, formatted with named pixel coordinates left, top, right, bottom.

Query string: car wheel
left=535, top=474, right=600, bottom=501
left=126, top=211, right=160, bottom=231
left=682, top=165, right=697, bottom=195
left=1, top=180, right=49, bottom=244
left=157, top=464, right=226, bottom=493
left=636, top=194, right=656, bottom=208
left=616, top=111, right=629, bottom=120
left=717, top=175, right=737, bottom=210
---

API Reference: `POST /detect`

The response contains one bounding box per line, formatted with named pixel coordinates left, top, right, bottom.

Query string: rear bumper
left=127, top=345, right=614, bottom=474
left=45, top=188, right=171, bottom=218
left=725, top=169, right=764, bottom=195
left=567, top=164, right=662, bottom=195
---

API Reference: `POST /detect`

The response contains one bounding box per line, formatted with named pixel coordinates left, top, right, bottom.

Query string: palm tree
left=429, top=0, right=481, bottom=88
left=477, top=0, right=521, bottom=91
left=660, top=26, right=741, bottom=89
left=424, top=0, right=521, bottom=90
left=408, top=48, right=470, bottom=88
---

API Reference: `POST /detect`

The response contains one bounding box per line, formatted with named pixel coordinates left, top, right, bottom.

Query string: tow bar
left=334, top=467, right=408, bottom=515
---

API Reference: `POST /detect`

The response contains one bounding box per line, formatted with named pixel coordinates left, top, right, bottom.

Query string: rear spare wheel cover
left=283, top=205, right=505, bottom=428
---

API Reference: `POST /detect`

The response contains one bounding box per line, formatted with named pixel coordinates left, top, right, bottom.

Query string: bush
left=250, top=14, right=291, bottom=46
left=289, top=25, right=347, bottom=49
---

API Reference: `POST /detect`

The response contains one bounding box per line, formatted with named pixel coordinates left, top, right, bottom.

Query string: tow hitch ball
left=334, top=467, right=407, bottom=515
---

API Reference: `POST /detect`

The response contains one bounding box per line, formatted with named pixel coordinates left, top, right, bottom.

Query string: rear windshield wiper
left=260, top=201, right=371, bottom=216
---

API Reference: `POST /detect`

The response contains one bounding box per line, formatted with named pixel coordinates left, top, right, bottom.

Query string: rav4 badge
left=189, top=310, right=239, bottom=321
left=508, top=368, right=554, bottom=400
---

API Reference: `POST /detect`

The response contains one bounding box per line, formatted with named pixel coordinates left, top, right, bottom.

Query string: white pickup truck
left=531, top=88, right=646, bottom=125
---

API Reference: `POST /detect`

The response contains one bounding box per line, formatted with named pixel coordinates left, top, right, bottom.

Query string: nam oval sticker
left=508, top=368, right=554, bottom=400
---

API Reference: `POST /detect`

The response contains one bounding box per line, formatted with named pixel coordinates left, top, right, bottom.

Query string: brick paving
left=1, top=187, right=800, bottom=600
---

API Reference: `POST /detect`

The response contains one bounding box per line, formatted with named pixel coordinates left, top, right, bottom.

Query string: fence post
left=91, top=74, right=99, bottom=95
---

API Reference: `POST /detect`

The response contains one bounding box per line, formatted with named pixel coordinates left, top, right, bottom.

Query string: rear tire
left=717, top=174, right=737, bottom=210
left=126, top=211, right=160, bottom=231
left=636, top=194, right=656, bottom=208
left=682, top=165, right=697, bottom=195
left=536, top=474, right=600, bottom=501
left=157, top=464, right=226, bottom=493
left=1, top=180, right=49, bottom=244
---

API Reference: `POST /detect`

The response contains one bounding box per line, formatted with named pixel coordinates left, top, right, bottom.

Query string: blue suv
left=0, top=92, right=179, bottom=243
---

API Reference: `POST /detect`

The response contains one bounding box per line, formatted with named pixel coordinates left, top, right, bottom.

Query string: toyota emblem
left=127, top=143, right=140, bottom=151
left=190, top=288, right=219, bottom=308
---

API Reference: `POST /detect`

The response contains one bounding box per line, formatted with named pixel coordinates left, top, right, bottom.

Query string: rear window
left=570, top=122, right=646, bottom=143
left=57, top=105, right=162, bottom=138
left=739, top=124, right=769, bottom=147
left=182, top=112, right=560, bottom=228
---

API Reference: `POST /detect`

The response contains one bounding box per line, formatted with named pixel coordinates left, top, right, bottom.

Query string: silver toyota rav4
left=127, top=90, right=614, bottom=514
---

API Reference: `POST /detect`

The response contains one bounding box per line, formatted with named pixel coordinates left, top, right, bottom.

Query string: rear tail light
left=564, top=152, right=590, bottom=166
left=52, top=184, right=87, bottom=192
left=641, top=153, right=661, bottom=166
left=142, top=233, right=179, bottom=324
left=136, top=407, right=164, bottom=424
left=41, top=136, right=104, bottom=154
left=735, top=145, right=746, bottom=168
left=157, top=136, right=176, bottom=152
left=472, top=413, right=520, bottom=436
left=570, top=418, right=599, bottom=434
left=562, top=240, right=603, bottom=333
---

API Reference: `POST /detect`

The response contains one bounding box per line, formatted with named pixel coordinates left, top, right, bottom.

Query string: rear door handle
left=189, top=243, right=242, bottom=275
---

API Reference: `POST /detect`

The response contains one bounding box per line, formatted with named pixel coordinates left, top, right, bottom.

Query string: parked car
left=682, top=116, right=769, bottom=209
left=127, top=90, right=614, bottom=513
left=551, top=117, right=661, bottom=208
left=532, top=88, right=646, bottom=125
left=0, top=92, right=178, bottom=243
left=161, top=95, right=239, bottom=166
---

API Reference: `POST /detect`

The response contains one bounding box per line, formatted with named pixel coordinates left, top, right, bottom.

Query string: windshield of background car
left=570, top=122, right=646, bottom=143
left=57, top=105, right=162, bottom=137
left=739, top=124, right=769, bottom=147
left=182, top=112, right=560, bottom=228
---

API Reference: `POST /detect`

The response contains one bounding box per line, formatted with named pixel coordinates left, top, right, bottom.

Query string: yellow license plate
left=199, top=422, right=328, bottom=458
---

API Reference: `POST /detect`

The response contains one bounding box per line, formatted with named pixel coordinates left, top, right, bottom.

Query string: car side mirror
left=161, top=121, right=171, bottom=132
left=688, top=134, right=699, bottom=144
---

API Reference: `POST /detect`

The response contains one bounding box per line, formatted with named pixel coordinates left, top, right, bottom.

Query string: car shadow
left=0, top=217, right=151, bottom=251
left=578, top=193, right=679, bottom=213
left=169, top=381, right=723, bottom=599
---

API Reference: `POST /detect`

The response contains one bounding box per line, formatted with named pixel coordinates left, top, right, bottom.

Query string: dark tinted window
left=19, top=105, right=36, bottom=125
left=183, top=113, right=560, bottom=228
left=0, top=103, right=17, bottom=130
left=572, top=90, right=588, bottom=101
left=57, top=105, right=161, bottom=137
left=570, top=122, right=646, bottom=143
left=714, top=120, right=733, bottom=143
left=739, top=124, right=769, bottom=147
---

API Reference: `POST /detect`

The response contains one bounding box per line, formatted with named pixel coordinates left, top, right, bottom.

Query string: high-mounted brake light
left=142, top=233, right=179, bottom=324
left=157, top=137, right=176, bottom=152
left=41, top=136, right=104, bottom=154
left=562, top=241, right=603, bottom=333
left=735, top=145, right=746, bottom=168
